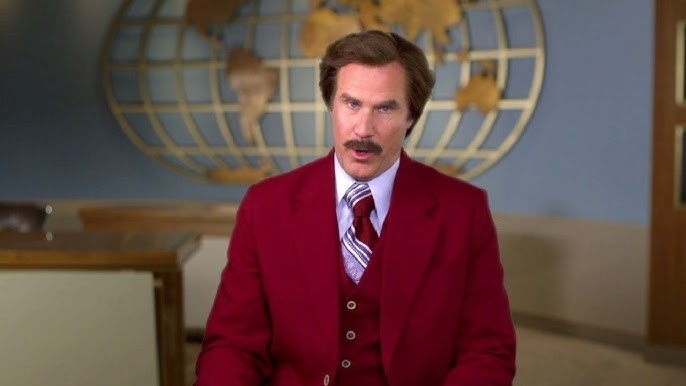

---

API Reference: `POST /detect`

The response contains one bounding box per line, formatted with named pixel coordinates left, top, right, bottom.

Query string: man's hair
left=318, top=30, right=436, bottom=137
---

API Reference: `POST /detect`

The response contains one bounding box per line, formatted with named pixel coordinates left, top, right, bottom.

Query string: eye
left=378, top=103, right=398, bottom=113
left=346, top=100, right=359, bottom=109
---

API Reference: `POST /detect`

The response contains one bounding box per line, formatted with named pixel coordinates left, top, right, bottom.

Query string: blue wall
left=473, top=1, right=653, bottom=224
left=0, top=0, right=653, bottom=224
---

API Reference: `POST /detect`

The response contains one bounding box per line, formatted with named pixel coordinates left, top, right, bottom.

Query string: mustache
left=344, top=140, right=382, bottom=155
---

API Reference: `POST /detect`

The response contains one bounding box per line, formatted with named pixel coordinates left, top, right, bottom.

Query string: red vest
left=335, top=237, right=389, bottom=386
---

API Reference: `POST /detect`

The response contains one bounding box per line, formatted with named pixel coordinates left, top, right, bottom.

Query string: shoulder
left=401, top=159, right=495, bottom=231
left=405, top=157, right=487, bottom=200
left=245, top=155, right=331, bottom=199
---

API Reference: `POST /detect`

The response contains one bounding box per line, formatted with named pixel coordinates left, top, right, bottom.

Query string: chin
left=350, top=171, right=374, bottom=182
left=342, top=160, right=376, bottom=181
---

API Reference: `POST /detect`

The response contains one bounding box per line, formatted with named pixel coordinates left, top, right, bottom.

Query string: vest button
left=323, top=374, right=330, bottom=385
left=346, top=300, right=357, bottom=310
left=341, top=359, right=352, bottom=368
left=345, top=330, right=356, bottom=340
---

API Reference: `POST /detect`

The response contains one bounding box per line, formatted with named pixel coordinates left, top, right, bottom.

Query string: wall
left=474, top=0, right=652, bottom=225
left=0, top=0, right=653, bottom=224
left=1, top=0, right=654, bottom=342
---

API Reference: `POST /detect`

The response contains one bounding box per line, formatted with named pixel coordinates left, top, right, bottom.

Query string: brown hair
left=319, top=30, right=436, bottom=137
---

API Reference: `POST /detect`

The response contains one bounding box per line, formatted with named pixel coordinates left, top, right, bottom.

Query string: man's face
left=330, top=62, right=413, bottom=181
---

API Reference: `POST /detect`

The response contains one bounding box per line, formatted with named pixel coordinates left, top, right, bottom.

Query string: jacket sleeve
left=194, top=186, right=273, bottom=386
left=442, top=190, right=517, bottom=386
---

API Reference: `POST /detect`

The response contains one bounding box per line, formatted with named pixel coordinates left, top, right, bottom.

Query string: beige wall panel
left=0, top=270, right=158, bottom=386
left=182, top=235, right=228, bottom=328
left=496, top=214, right=647, bottom=336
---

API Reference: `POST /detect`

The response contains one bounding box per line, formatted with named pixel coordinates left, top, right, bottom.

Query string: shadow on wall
left=499, top=231, right=563, bottom=316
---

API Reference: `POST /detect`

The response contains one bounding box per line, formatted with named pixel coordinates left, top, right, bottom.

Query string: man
left=194, top=30, right=516, bottom=386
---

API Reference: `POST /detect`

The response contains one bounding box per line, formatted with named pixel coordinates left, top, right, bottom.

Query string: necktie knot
left=344, top=183, right=375, bottom=218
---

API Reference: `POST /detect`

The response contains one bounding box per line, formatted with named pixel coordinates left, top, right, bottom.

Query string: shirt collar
left=334, top=153, right=400, bottom=225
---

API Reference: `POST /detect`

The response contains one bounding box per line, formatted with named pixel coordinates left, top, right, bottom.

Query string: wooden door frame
left=647, top=0, right=686, bottom=365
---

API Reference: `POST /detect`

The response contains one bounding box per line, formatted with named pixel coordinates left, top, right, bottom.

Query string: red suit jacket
left=195, top=151, right=516, bottom=386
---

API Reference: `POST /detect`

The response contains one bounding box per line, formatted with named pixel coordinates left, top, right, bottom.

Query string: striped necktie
left=341, top=182, right=378, bottom=284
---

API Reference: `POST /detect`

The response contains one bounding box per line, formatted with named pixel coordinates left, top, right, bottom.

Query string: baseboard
left=511, top=311, right=645, bottom=353
left=644, top=345, right=686, bottom=367
left=186, top=327, right=205, bottom=343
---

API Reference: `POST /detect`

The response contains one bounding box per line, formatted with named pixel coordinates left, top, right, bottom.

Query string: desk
left=79, top=204, right=239, bottom=333
left=0, top=231, right=200, bottom=386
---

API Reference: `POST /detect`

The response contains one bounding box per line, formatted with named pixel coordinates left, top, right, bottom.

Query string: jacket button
left=346, top=300, right=357, bottom=310
left=323, top=374, right=330, bottom=385
left=341, top=359, right=352, bottom=368
left=345, top=330, right=356, bottom=340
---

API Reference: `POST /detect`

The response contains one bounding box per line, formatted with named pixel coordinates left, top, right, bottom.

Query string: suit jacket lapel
left=290, top=152, right=340, bottom=363
left=380, top=152, right=440, bottom=370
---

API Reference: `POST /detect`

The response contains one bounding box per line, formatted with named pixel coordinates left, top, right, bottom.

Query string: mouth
left=344, top=140, right=382, bottom=156
left=351, top=149, right=373, bottom=161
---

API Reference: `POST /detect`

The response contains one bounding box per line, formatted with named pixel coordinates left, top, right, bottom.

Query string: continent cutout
left=323, top=0, right=462, bottom=62
left=328, top=0, right=390, bottom=31
left=357, top=1, right=391, bottom=32
left=226, top=48, right=277, bottom=144
left=300, top=8, right=362, bottom=58
left=431, top=164, right=463, bottom=177
left=377, top=0, right=462, bottom=46
left=455, top=60, right=502, bottom=114
left=206, top=161, right=272, bottom=184
left=185, top=0, right=249, bottom=43
left=334, top=0, right=365, bottom=7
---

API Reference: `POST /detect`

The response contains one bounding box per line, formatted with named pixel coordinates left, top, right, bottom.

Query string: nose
left=353, top=109, right=375, bottom=138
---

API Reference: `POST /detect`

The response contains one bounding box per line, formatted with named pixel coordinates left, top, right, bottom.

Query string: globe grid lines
left=103, top=0, right=545, bottom=183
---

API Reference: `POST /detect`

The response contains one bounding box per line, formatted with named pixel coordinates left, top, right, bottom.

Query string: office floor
left=184, top=325, right=686, bottom=386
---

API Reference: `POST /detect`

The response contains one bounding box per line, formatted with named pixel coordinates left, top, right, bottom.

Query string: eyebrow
left=339, top=92, right=401, bottom=110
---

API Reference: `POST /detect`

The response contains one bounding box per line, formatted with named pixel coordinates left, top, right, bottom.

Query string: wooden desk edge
left=0, top=233, right=201, bottom=271
left=79, top=204, right=238, bottom=237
